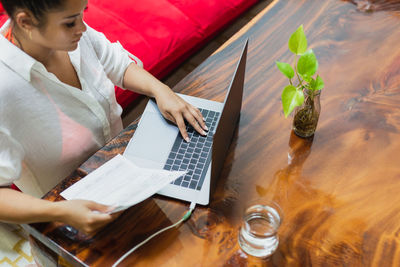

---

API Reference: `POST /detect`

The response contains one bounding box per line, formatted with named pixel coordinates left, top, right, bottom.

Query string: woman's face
left=32, top=0, right=88, bottom=51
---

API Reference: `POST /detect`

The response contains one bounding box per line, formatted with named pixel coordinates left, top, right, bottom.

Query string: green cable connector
left=182, top=210, right=192, bottom=221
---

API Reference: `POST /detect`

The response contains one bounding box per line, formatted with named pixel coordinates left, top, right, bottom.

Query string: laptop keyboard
left=163, top=108, right=220, bottom=190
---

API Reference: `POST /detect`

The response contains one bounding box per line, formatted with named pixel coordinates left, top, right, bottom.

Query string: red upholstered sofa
left=0, top=0, right=258, bottom=109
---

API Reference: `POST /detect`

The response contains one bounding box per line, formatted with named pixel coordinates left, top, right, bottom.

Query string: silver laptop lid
left=208, top=39, right=248, bottom=196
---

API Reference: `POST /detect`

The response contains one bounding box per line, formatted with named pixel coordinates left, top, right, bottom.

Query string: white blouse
left=0, top=21, right=141, bottom=197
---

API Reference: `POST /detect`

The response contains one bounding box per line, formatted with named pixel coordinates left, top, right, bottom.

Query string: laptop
left=123, top=40, right=248, bottom=205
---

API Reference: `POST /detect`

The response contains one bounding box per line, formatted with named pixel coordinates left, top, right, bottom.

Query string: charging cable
left=112, top=201, right=196, bottom=267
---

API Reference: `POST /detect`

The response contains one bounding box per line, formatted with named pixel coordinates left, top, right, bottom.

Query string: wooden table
left=26, top=0, right=400, bottom=266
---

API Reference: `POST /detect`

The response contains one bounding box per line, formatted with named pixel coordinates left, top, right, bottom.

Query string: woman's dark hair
left=0, top=0, right=65, bottom=24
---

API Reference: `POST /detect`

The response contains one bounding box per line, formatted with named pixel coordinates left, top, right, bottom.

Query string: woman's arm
left=0, top=188, right=117, bottom=234
left=122, top=63, right=208, bottom=141
left=84, top=25, right=207, bottom=140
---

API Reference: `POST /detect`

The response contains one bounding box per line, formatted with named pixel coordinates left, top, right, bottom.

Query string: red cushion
left=0, top=3, right=7, bottom=26
left=169, top=0, right=257, bottom=34
left=0, top=16, right=6, bottom=26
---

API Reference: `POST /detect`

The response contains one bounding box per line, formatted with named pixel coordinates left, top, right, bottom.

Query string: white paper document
left=60, top=154, right=185, bottom=213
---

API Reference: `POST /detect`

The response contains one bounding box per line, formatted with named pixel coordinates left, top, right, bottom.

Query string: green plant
left=276, top=25, right=324, bottom=117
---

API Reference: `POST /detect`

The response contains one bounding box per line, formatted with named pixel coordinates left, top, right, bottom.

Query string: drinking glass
left=238, top=202, right=282, bottom=258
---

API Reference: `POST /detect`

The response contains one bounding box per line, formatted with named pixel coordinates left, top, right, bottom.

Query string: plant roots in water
left=293, top=104, right=319, bottom=138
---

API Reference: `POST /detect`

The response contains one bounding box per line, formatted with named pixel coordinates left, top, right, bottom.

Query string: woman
left=0, top=0, right=207, bottom=264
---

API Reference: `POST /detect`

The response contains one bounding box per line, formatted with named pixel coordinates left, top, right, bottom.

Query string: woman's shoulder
left=80, top=23, right=111, bottom=49
left=78, top=24, right=100, bottom=53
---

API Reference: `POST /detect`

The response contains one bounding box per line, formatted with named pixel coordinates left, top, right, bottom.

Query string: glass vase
left=292, top=89, right=321, bottom=138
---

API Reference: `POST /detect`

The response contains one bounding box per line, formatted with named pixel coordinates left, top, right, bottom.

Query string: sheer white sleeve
left=0, top=127, right=25, bottom=186
left=84, top=24, right=143, bottom=88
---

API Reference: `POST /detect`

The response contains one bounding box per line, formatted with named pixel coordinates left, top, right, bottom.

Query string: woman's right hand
left=54, top=199, right=119, bottom=235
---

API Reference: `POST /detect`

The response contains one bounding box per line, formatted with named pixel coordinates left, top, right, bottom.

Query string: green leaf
left=276, top=61, right=294, bottom=79
left=288, top=25, right=308, bottom=55
left=313, top=75, right=324, bottom=90
left=302, top=74, right=312, bottom=83
left=282, top=85, right=304, bottom=118
left=309, top=77, right=316, bottom=89
left=297, top=49, right=318, bottom=77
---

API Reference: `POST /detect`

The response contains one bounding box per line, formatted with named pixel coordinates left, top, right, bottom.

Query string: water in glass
left=238, top=204, right=281, bottom=258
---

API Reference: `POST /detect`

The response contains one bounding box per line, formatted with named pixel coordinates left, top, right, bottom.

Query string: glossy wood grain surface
left=27, top=0, right=400, bottom=266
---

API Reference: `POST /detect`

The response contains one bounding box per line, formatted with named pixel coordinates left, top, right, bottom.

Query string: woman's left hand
left=154, top=87, right=208, bottom=142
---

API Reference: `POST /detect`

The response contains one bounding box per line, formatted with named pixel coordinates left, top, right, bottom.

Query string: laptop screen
left=209, top=40, right=248, bottom=193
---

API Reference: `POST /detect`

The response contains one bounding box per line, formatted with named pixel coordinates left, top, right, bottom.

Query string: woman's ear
left=14, top=10, right=37, bottom=32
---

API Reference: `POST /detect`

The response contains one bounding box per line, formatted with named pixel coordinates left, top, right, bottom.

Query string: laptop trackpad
left=124, top=111, right=179, bottom=169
